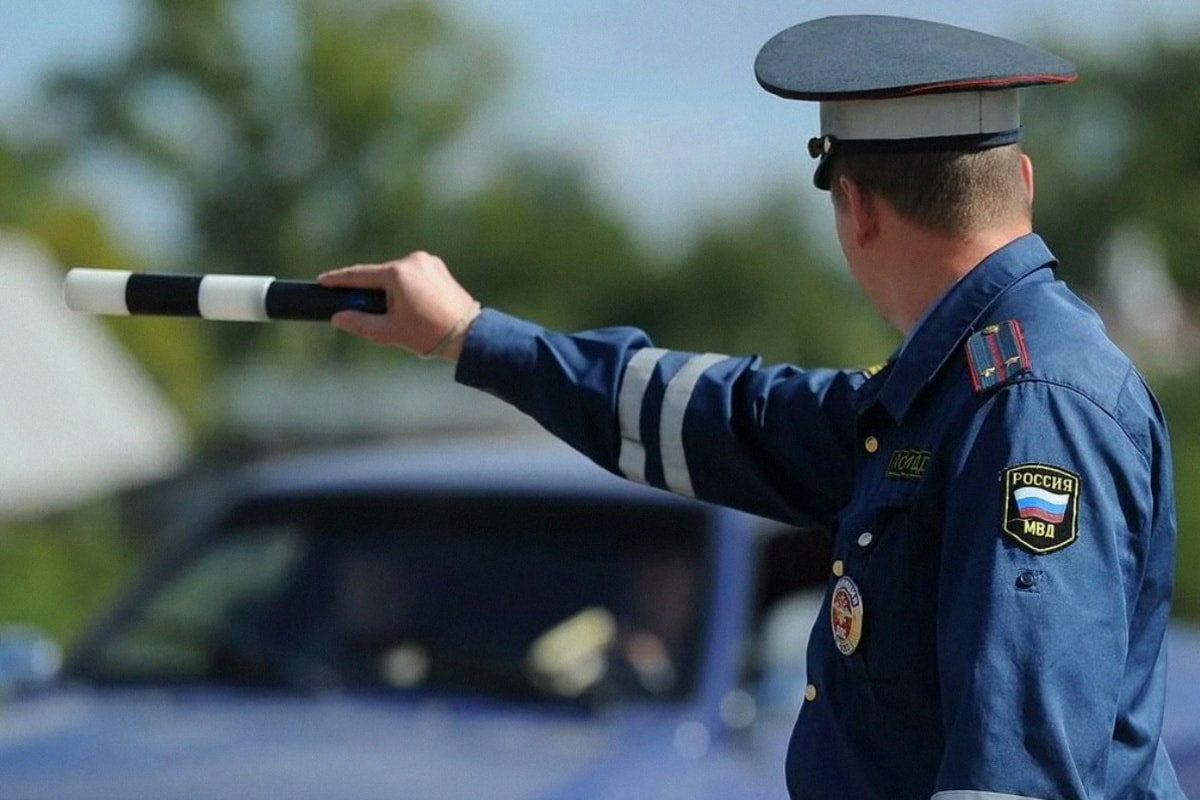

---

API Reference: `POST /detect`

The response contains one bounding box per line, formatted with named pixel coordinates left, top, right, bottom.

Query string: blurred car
left=0, top=435, right=1197, bottom=799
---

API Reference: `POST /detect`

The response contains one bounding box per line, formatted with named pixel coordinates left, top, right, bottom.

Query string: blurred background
left=2, top=0, right=1199, bottom=644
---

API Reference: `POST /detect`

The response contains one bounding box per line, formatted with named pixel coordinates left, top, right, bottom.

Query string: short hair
left=827, top=144, right=1030, bottom=237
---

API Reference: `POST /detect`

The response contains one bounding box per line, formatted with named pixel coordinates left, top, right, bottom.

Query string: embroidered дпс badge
left=886, top=449, right=931, bottom=481
left=1002, top=463, right=1080, bottom=554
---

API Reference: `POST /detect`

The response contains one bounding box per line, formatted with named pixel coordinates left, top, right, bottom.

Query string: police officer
left=319, top=15, right=1186, bottom=800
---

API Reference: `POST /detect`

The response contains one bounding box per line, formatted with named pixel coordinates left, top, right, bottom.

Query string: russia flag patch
left=1002, top=463, right=1081, bottom=554
left=1013, top=486, right=1070, bottom=524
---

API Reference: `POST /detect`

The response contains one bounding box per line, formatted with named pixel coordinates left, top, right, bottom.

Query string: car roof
left=235, top=433, right=718, bottom=510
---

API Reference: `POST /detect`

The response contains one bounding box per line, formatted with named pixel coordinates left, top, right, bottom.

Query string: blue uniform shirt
left=455, top=233, right=1184, bottom=800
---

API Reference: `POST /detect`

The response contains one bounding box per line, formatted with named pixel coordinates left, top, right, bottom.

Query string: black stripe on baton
left=126, top=273, right=204, bottom=317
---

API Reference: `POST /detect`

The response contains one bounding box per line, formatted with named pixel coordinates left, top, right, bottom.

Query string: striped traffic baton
left=63, top=268, right=387, bottom=322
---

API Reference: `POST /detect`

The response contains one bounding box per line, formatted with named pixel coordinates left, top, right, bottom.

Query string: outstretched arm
left=319, top=252, right=862, bottom=527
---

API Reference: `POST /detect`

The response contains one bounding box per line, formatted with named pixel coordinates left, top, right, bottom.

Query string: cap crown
left=755, top=15, right=1077, bottom=189
left=756, top=15, right=1076, bottom=101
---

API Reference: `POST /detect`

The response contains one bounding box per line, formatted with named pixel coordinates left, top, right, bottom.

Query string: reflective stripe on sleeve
left=660, top=353, right=729, bottom=497
left=932, top=792, right=1050, bottom=800
left=617, top=348, right=669, bottom=483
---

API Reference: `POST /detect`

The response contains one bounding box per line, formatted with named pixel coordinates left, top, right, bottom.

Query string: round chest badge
left=830, top=576, right=864, bottom=656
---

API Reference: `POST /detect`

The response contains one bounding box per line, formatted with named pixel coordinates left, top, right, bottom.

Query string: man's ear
left=1020, top=153, right=1035, bottom=207
left=837, top=174, right=879, bottom=247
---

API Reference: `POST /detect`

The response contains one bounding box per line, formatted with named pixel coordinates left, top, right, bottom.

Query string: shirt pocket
left=855, top=482, right=938, bottom=685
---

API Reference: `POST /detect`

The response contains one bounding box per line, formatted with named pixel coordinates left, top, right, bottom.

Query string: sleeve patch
left=965, top=320, right=1030, bottom=393
left=1002, top=463, right=1080, bottom=554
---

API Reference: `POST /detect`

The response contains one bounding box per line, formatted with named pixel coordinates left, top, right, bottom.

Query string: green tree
left=0, top=135, right=216, bottom=426
left=0, top=0, right=951, bottom=644
left=642, top=191, right=896, bottom=365
left=1022, top=37, right=1200, bottom=619
left=432, top=170, right=895, bottom=367
left=39, top=0, right=889, bottom=390
left=44, top=0, right=505, bottom=367
left=0, top=137, right=124, bottom=268
left=0, top=135, right=156, bottom=642
left=1023, top=39, right=1200, bottom=297
left=423, top=154, right=657, bottom=334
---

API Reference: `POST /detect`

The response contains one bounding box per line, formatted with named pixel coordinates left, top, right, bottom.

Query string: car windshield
left=72, top=493, right=710, bottom=705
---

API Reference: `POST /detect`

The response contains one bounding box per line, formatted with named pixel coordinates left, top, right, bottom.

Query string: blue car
left=0, top=436, right=1197, bottom=799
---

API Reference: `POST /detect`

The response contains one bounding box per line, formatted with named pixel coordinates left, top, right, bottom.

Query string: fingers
left=329, top=309, right=393, bottom=344
left=317, top=264, right=389, bottom=290
left=320, top=252, right=478, bottom=357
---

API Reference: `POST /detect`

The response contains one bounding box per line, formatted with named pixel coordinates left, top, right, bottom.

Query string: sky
left=1, top=0, right=1199, bottom=255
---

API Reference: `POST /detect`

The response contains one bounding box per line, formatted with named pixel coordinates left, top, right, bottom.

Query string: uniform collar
left=868, top=232, right=1057, bottom=423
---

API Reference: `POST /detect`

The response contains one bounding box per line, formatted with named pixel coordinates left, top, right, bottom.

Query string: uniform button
left=857, top=532, right=874, bottom=548
left=804, top=683, right=817, bottom=702
left=864, top=436, right=879, bottom=453
left=832, top=559, right=844, bottom=577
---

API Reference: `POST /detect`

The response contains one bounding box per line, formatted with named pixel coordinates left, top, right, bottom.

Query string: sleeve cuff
left=453, top=308, right=544, bottom=403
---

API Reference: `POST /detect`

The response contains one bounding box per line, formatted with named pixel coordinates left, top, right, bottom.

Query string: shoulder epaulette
left=965, top=320, right=1031, bottom=393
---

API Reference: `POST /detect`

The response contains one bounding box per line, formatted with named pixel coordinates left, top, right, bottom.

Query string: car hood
left=0, top=687, right=692, bottom=800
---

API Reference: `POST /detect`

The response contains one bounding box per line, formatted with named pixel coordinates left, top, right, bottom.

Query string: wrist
left=420, top=301, right=482, bottom=360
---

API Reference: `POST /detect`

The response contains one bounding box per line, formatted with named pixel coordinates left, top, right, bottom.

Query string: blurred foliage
left=1024, top=38, right=1200, bottom=298
left=1, top=0, right=1198, bottom=650
left=40, top=0, right=506, bottom=378
left=1023, top=38, right=1200, bottom=619
left=639, top=193, right=894, bottom=364
left=1150, top=378, right=1200, bottom=619
left=0, top=502, right=139, bottom=644
left=0, top=0, right=892, bottom=645
left=423, top=154, right=660, bottom=334
left=0, top=121, right=214, bottom=427
left=430, top=162, right=895, bottom=363
left=0, top=143, right=118, bottom=265
left=35, top=0, right=894, bottom=402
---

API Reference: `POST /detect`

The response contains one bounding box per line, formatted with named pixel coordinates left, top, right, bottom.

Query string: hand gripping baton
left=62, top=268, right=387, bottom=322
